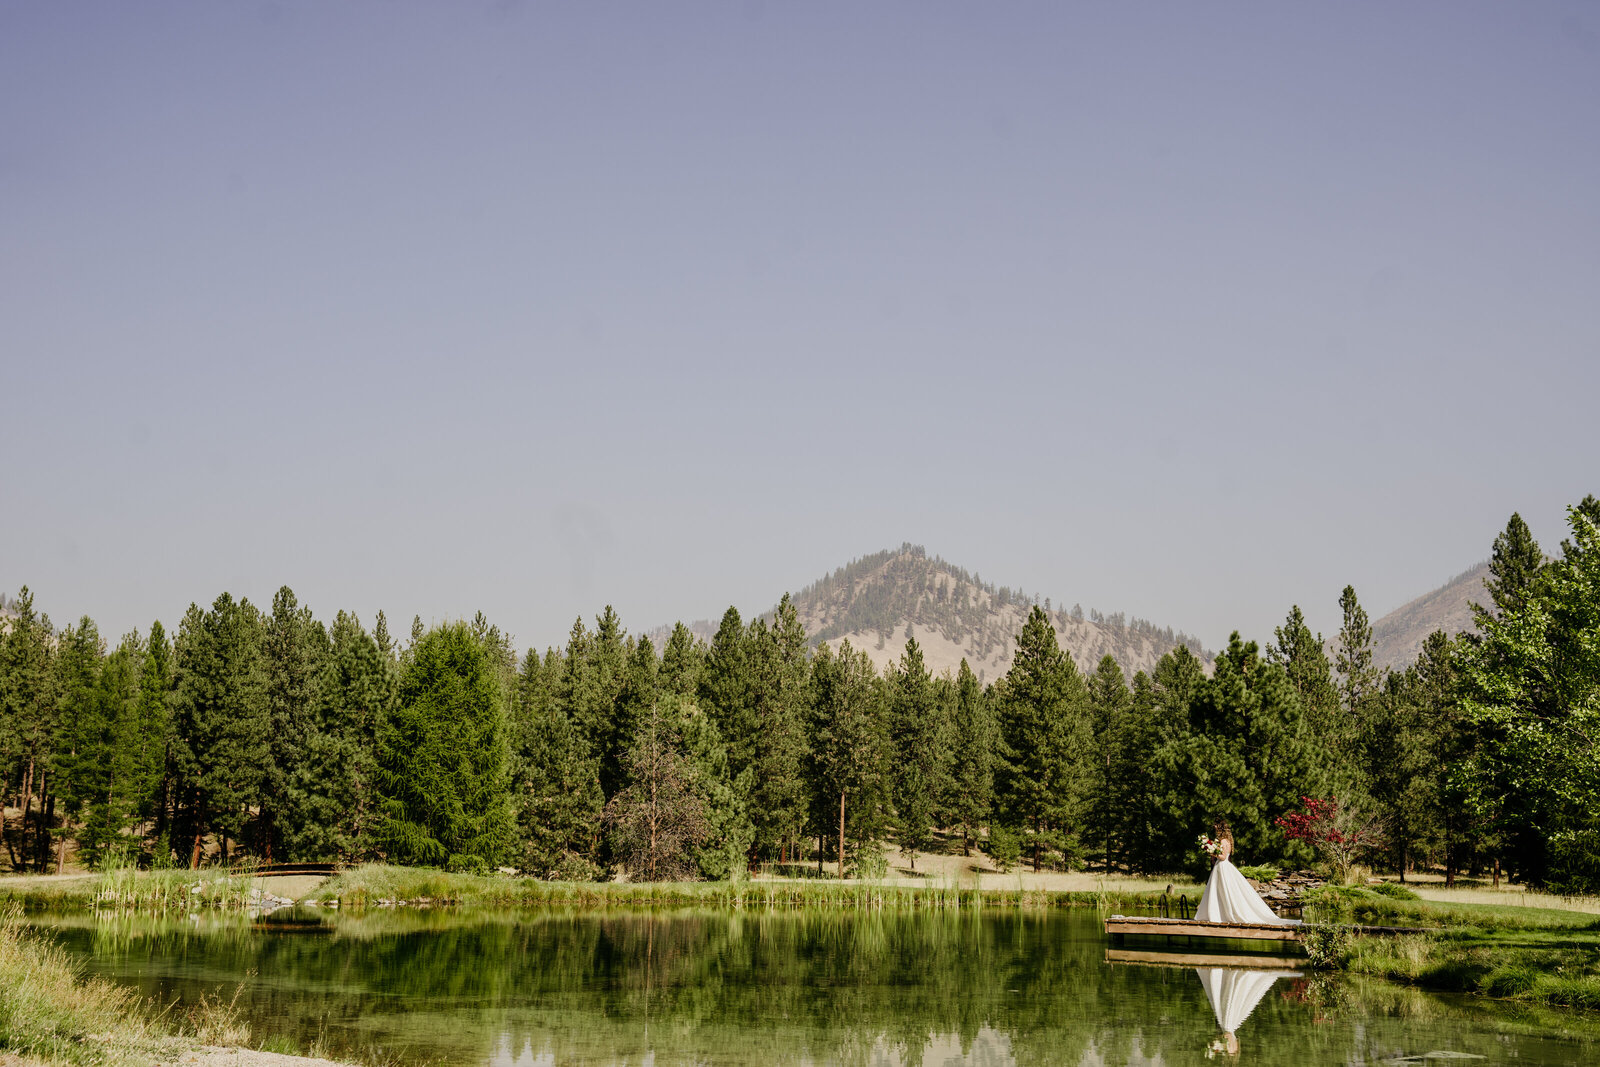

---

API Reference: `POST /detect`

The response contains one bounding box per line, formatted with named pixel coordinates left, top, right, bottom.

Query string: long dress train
left=1194, top=859, right=1300, bottom=925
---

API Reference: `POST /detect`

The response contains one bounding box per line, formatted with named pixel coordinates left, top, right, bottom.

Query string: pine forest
left=3, top=495, right=1599, bottom=893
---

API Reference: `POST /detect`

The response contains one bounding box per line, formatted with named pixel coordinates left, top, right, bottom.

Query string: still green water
left=34, top=908, right=1600, bottom=1065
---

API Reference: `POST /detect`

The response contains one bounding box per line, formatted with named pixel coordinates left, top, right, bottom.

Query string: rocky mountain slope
left=1370, top=560, right=1491, bottom=671
left=666, top=544, right=1211, bottom=684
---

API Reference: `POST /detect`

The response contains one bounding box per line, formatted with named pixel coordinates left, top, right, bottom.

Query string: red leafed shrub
left=1275, top=797, right=1383, bottom=883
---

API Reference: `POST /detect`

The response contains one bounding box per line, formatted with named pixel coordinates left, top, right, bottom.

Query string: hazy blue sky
left=4, top=2, right=1597, bottom=654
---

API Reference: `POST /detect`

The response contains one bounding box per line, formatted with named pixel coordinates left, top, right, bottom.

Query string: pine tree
left=1459, top=500, right=1600, bottom=889
left=609, top=636, right=660, bottom=797
left=516, top=643, right=603, bottom=879
left=378, top=621, right=515, bottom=868
left=1481, top=512, right=1544, bottom=619
left=698, top=607, right=752, bottom=769
left=1268, top=606, right=1340, bottom=738
left=75, top=630, right=151, bottom=867
left=807, top=640, right=888, bottom=878
left=52, top=618, right=107, bottom=872
left=559, top=609, right=629, bottom=794
left=1085, top=655, right=1132, bottom=872
left=289, top=611, right=385, bottom=860
left=1335, top=586, right=1378, bottom=717
left=1154, top=634, right=1329, bottom=869
left=169, top=593, right=269, bottom=868
left=995, top=606, right=1093, bottom=871
left=2, top=588, right=58, bottom=870
left=604, top=695, right=710, bottom=882
left=888, top=635, right=946, bottom=870
left=660, top=622, right=704, bottom=697
left=260, top=586, right=330, bottom=860
left=679, top=698, right=753, bottom=878
left=1120, top=669, right=1165, bottom=872
left=947, top=659, right=994, bottom=856
left=744, top=596, right=812, bottom=863
left=135, top=621, right=172, bottom=848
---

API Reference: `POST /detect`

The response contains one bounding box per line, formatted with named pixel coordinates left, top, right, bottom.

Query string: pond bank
left=0, top=864, right=1206, bottom=915
left=1307, top=884, right=1600, bottom=1010
left=0, top=909, right=353, bottom=1067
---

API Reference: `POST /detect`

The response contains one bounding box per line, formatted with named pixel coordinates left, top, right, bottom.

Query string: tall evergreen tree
left=947, top=659, right=995, bottom=856
left=1154, top=634, right=1328, bottom=869
left=51, top=618, right=107, bottom=872
left=378, top=621, right=515, bottom=868
left=260, top=586, right=329, bottom=860
left=1120, top=669, right=1166, bottom=873
left=995, top=606, right=1093, bottom=871
left=75, top=630, right=151, bottom=866
left=1482, top=512, right=1545, bottom=619
left=1268, top=606, right=1340, bottom=737
left=807, top=640, right=888, bottom=877
left=744, top=596, right=812, bottom=862
left=887, top=635, right=947, bottom=870
left=660, top=622, right=704, bottom=697
left=1459, top=501, right=1600, bottom=889
left=604, top=695, right=710, bottom=882
left=134, top=621, right=172, bottom=847
left=698, top=607, right=752, bottom=769
left=516, top=645, right=604, bottom=879
left=1085, top=655, right=1132, bottom=871
left=1335, top=586, right=1378, bottom=717
left=288, top=610, right=385, bottom=860
left=169, top=593, right=269, bottom=868
left=2, top=588, right=57, bottom=870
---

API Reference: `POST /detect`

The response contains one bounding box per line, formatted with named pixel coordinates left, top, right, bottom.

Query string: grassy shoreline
left=1306, top=884, right=1600, bottom=1011
left=0, top=863, right=1207, bottom=914
left=0, top=905, right=339, bottom=1066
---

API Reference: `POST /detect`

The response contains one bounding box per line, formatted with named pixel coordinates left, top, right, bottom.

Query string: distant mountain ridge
left=656, top=544, right=1211, bottom=684
left=1370, top=560, right=1491, bottom=671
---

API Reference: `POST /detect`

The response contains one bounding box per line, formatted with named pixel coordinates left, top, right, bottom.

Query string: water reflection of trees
left=38, top=909, right=1600, bottom=1066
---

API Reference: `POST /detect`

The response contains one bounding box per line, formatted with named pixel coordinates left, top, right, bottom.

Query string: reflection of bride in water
left=1197, top=966, right=1302, bottom=1057
left=1195, top=823, right=1301, bottom=927
left=1193, top=823, right=1304, bottom=1055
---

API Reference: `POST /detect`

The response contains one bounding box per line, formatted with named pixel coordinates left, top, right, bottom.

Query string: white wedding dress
left=1193, top=858, right=1300, bottom=926
left=1196, top=966, right=1302, bottom=1033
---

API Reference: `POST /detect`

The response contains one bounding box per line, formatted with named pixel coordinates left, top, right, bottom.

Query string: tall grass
left=0, top=904, right=261, bottom=1064
left=310, top=864, right=1197, bottom=912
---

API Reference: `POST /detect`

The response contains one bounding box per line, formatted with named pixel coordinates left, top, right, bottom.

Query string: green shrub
left=987, top=826, right=1021, bottom=873
left=1237, top=864, right=1280, bottom=882
left=1302, top=923, right=1355, bottom=970
left=1482, top=964, right=1540, bottom=998
left=1369, top=882, right=1420, bottom=900
left=848, top=845, right=889, bottom=881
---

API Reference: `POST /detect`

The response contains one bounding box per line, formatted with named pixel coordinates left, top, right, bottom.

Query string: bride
left=1194, top=823, right=1299, bottom=926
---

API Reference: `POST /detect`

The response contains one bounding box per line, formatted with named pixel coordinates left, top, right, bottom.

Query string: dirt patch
left=159, top=1048, right=353, bottom=1066
left=251, top=875, right=328, bottom=900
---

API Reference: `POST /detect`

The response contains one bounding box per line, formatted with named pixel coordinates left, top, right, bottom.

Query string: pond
left=32, top=907, right=1600, bottom=1065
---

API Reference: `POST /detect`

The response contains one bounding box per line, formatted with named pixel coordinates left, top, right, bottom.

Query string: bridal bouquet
left=1197, top=833, right=1223, bottom=858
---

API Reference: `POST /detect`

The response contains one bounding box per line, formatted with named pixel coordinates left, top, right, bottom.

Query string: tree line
left=2, top=494, right=1596, bottom=888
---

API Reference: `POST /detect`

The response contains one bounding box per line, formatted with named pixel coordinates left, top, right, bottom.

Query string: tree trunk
left=817, top=835, right=824, bottom=876
left=1493, top=856, right=1501, bottom=889
left=55, top=820, right=67, bottom=875
left=190, top=798, right=206, bottom=869
left=40, top=789, right=54, bottom=874
left=18, top=760, right=33, bottom=869
left=838, top=792, right=846, bottom=880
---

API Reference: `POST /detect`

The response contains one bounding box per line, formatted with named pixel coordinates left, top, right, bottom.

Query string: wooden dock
left=1105, top=947, right=1305, bottom=970
left=1105, top=915, right=1303, bottom=943
left=1104, top=914, right=1428, bottom=946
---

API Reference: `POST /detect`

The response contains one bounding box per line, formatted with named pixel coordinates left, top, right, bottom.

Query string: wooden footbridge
left=1104, top=913, right=1427, bottom=946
